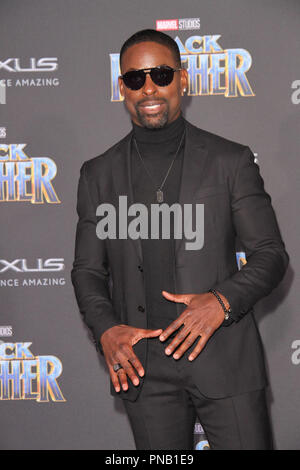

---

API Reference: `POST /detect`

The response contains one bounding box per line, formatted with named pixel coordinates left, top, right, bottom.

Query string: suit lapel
left=175, top=120, right=209, bottom=254
left=112, top=131, right=143, bottom=262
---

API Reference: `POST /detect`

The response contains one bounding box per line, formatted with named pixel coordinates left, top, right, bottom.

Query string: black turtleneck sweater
left=131, top=114, right=185, bottom=330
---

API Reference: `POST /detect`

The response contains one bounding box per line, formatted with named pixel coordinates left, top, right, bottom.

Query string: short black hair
left=119, top=29, right=181, bottom=70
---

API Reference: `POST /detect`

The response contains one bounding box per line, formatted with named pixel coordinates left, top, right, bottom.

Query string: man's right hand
left=100, top=324, right=163, bottom=392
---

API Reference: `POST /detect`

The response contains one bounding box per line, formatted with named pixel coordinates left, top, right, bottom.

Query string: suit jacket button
left=138, top=265, right=143, bottom=272
left=138, top=305, right=145, bottom=312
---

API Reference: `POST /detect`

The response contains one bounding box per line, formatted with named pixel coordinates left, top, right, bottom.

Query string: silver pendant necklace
left=133, top=129, right=186, bottom=203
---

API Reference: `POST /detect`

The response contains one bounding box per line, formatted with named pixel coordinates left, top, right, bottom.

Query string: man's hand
left=159, top=291, right=227, bottom=361
left=100, top=325, right=162, bottom=392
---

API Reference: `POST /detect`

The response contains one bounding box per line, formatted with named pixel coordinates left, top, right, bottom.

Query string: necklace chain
left=133, top=129, right=186, bottom=203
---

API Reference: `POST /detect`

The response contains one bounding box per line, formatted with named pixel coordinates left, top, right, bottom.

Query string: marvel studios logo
left=156, top=18, right=200, bottom=31
left=0, top=326, right=13, bottom=337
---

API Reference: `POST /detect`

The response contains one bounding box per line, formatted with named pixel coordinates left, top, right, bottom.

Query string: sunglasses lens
left=122, top=67, right=176, bottom=90
left=122, top=71, right=145, bottom=90
left=151, top=67, right=174, bottom=87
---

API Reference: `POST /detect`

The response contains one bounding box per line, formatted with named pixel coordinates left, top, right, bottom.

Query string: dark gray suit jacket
left=71, top=118, right=289, bottom=401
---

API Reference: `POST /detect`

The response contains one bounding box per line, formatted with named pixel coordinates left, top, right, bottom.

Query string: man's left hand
left=159, top=291, right=227, bottom=361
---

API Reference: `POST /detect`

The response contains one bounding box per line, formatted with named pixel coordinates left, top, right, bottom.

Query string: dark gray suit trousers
left=123, top=337, right=273, bottom=450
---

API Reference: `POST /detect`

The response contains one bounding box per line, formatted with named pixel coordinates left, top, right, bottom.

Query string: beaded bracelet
left=208, top=289, right=231, bottom=321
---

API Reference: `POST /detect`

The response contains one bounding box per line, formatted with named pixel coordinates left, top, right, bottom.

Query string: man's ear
left=118, top=76, right=125, bottom=98
left=180, top=68, right=188, bottom=96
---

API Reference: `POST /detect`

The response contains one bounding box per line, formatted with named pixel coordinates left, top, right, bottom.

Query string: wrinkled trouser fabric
left=123, top=337, right=273, bottom=450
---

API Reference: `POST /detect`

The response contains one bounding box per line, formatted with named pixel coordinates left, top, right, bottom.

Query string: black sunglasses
left=120, top=66, right=182, bottom=90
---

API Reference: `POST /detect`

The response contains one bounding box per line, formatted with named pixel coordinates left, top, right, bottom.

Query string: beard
left=134, top=101, right=169, bottom=129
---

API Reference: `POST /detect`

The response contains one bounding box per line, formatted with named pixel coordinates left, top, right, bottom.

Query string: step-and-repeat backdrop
left=0, top=0, right=299, bottom=450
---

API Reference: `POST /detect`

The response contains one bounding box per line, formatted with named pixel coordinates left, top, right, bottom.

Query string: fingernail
left=165, top=348, right=171, bottom=355
left=133, top=380, right=139, bottom=386
left=188, top=356, right=193, bottom=361
left=159, top=335, right=165, bottom=341
left=173, top=354, right=179, bottom=359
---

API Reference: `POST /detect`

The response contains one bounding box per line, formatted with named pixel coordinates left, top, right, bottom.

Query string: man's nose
left=142, top=72, right=157, bottom=95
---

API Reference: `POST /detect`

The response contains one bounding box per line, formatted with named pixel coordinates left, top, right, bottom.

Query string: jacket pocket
left=194, top=183, right=228, bottom=199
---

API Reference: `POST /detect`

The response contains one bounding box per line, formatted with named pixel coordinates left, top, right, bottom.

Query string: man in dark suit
left=71, top=29, right=289, bottom=450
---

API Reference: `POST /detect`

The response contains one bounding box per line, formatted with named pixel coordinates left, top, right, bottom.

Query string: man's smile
left=138, top=100, right=166, bottom=114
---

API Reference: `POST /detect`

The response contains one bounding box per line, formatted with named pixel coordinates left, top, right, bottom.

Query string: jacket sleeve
left=213, top=146, right=289, bottom=322
left=71, top=162, right=120, bottom=351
